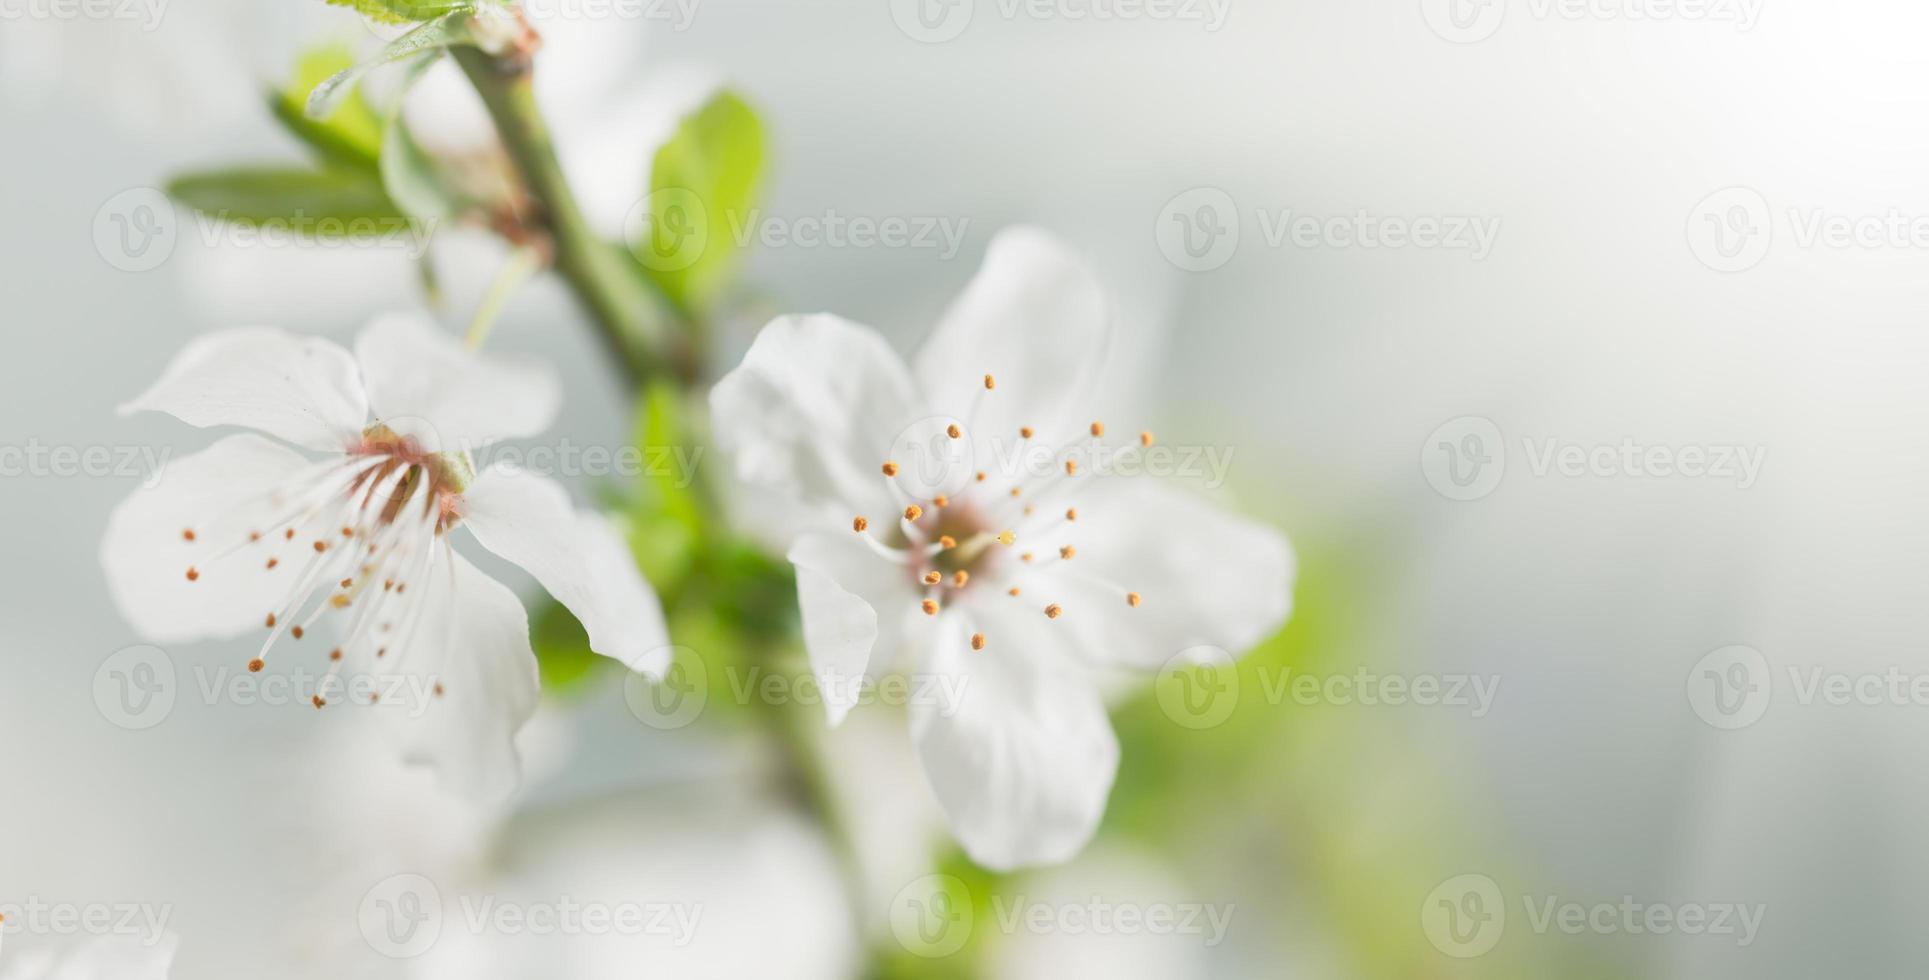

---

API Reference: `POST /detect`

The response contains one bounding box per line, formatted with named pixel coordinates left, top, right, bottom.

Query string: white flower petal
left=1043, top=478, right=1294, bottom=671
left=100, top=434, right=319, bottom=643
left=462, top=467, right=671, bottom=677
left=909, top=603, right=1120, bottom=871
left=353, top=312, right=560, bottom=450
left=395, top=549, right=541, bottom=802
left=118, top=327, right=368, bottom=452
left=910, top=227, right=1112, bottom=450
left=787, top=531, right=923, bottom=726
left=710, top=314, right=923, bottom=519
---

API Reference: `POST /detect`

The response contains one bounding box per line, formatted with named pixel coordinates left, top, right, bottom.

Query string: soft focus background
left=3, top=0, right=1922, bottom=976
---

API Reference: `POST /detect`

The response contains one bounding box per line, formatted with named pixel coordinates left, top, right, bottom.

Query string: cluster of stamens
left=179, top=426, right=469, bottom=709
left=849, top=373, right=1151, bottom=653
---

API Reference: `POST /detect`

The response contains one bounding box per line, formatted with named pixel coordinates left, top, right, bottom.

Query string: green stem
left=457, top=35, right=871, bottom=951
left=764, top=690, right=872, bottom=939
left=453, top=45, right=693, bottom=385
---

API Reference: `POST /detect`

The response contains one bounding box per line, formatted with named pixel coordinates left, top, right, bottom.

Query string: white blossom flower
left=0, top=935, right=177, bottom=980
left=101, top=312, right=670, bottom=799
left=710, top=227, right=1295, bottom=870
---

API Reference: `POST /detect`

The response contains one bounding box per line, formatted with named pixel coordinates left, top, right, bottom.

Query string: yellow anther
left=1090, top=421, right=1105, bottom=437
left=971, top=633, right=986, bottom=650
left=984, top=374, right=996, bottom=390
left=924, top=571, right=942, bottom=585
left=947, top=424, right=962, bottom=439
left=921, top=599, right=940, bottom=616
left=939, top=535, right=958, bottom=549
left=1059, top=545, right=1076, bottom=560
left=1044, top=603, right=1063, bottom=619
left=1020, top=426, right=1035, bottom=439
left=1140, top=430, right=1154, bottom=447
left=997, top=530, right=1015, bottom=545
left=953, top=570, right=970, bottom=587
left=853, top=516, right=869, bottom=532
left=904, top=504, right=923, bottom=521
left=882, top=461, right=900, bottom=477
left=1127, top=592, right=1143, bottom=607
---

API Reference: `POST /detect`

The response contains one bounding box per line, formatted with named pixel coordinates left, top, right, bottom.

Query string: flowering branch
left=451, top=43, right=696, bottom=385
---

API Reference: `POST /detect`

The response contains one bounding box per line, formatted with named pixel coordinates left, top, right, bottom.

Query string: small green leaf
left=636, top=90, right=767, bottom=314
left=307, top=12, right=478, bottom=119
left=269, top=44, right=385, bottom=174
left=325, top=0, right=475, bottom=25
left=168, top=168, right=404, bottom=228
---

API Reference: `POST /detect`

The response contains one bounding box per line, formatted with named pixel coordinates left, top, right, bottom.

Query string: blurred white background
left=5, top=0, right=1928, bottom=976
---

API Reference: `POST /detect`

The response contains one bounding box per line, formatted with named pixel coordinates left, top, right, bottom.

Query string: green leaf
left=325, top=0, right=475, bottom=25
left=307, top=13, right=479, bottom=119
left=269, top=44, right=385, bottom=174
left=636, top=90, right=767, bottom=314
left=168, top=167, right=404, bottom=228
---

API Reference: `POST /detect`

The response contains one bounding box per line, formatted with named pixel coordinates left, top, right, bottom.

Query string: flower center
left=850, top=374, right=1149, bottom=652
left=175, top=424, right=474, bottom=707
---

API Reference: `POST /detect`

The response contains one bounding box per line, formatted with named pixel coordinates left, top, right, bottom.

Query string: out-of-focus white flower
left=406, top=784, right=857, bottom=979
left=0, top=934, right=177, bottom=980
left=710, top=226, right=1295, bottom=870
left=100, top=312, right=670, bottom=799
